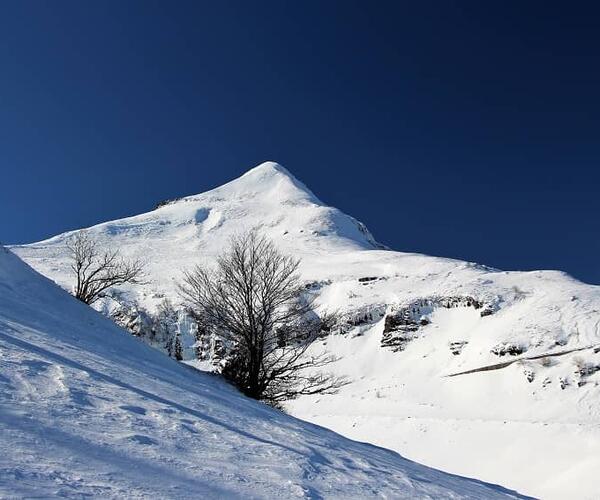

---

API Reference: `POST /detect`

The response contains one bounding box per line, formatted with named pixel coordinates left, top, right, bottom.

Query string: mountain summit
left=210, top=161, right=322, bottom=205
left=14, top=162, right=384, bottom=293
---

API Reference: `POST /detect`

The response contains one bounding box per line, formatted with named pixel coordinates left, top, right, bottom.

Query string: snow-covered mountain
left=11, top=161, right=600, bottom=499
left=0, top=245, right=526, bottom=498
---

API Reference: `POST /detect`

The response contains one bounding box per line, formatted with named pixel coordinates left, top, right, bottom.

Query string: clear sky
left=1, top=1, right=598, bottom=284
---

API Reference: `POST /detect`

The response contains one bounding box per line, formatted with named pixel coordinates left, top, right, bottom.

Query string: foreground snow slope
left=12, top=161, right=600, bottom=498
left=0, top=247, right=524, bottom=498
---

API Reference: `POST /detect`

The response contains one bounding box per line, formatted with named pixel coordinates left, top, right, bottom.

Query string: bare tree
left=180, top=231, right=346, bottom=406
left=66, top=232, right=145, bottom=305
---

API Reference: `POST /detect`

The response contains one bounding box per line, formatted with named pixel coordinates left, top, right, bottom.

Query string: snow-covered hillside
left=0, top=246, right=526, bottom=498
left=11, top=161, right=600, bottom=498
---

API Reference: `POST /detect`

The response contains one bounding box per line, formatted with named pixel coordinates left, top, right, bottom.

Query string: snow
left=10, top=161, right=600, bottom=498
left=0, top=246, right=524, bottom=498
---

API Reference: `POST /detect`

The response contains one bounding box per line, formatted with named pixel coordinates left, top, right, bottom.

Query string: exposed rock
left=154, top=197, right=183, bottom=209
left=491, top=342, right=526, bottom=357
left=449, top=341, right=468, bottom=356
left=110, top=304, right=154, bottom=339
left=381, top=295, right=493, bottom=352
left=576, top=363, right=600, bottom=377
left=480, top=307, right=494, bottom=317
left=304, top=279, right=332, bottom=290
left=327, top=305, right=387, bottom=335
left=524, top=369, right=535, bottom=383
left=381, top=311, right=420, bottom=351
left=358, top=276, right=379, bottom=283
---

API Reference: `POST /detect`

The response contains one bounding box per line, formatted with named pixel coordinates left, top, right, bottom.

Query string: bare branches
left=180, top=231, right=346, bottom=405
left=66, top=232, right=145, bottom=305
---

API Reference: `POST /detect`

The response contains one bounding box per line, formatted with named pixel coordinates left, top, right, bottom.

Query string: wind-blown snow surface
left=0, top=247, right=525, bottom=499
left=12, top=161, right=600, bottom=498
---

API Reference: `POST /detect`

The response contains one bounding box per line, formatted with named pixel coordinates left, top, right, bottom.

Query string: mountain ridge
left=10, top=161, right=600, bottom=499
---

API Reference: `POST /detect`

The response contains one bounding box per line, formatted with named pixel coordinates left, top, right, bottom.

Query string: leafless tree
left=180, top=231, right=346, bottom=406
left=66, top=232, right=145, bottom=305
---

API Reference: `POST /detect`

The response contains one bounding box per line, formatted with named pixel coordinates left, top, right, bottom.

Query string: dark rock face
left=328, top=305, right=387, bottom=335
left=524, top=368, right=535, bottom=383
left=381, top=312, right=421, bottom=351
left=576, top=363, right=600, bottom=377
left=304, top=279, right=332, bottom=291
left=449, top=341, right=468, bottom=355
left=381, top=295, right=494, bottom=352
left=480, top=307, right=494, bottom=317
left=358, top=276, right=380, bottom=283
left=491, top=342, right=526, bottom=357
left=154, top=197, right=183, bottom=209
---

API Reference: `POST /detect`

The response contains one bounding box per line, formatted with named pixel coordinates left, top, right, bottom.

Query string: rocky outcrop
left=449, top=341, right=468, bottom=355
left=381, top=311, right=421, bottom=351
left=154, top=197, right=183, bottom=209
left=304, top=279, right=332, bottom=291
left=491, top=342, right=526, bottom=357
left=110, top=303, right=154, bottom=339
left=358, top=276, right=385, bottom=284
left=102, top=286, right=498, bottom=364
left=381, top=296, right=495, bottom=352
left=334, top=305, right=387, bottom=335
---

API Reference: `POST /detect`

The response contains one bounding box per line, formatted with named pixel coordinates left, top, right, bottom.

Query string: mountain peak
left=238, top=161, right=303, bottom=187
left=18, top=159, right=382, bottom=253
left=216, top=161, right=321, bottom=205
left=242, top=161, right=291, bottom=177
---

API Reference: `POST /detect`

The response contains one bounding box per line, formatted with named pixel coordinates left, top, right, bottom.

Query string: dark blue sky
left=1, top=1, right=599, bottom=283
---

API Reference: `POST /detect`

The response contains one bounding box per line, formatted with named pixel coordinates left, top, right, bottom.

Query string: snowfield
left=0, top=246, right=525, bottom=498
left=11, top=161, right=600, bottom=498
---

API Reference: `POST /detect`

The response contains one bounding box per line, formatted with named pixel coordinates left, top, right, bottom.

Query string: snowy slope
left=11, top=161, right=600, bottom=499
left=12, top=162, right=382, bottom=304
left=0, top=246, right=525, bottom=498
